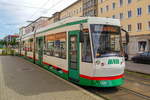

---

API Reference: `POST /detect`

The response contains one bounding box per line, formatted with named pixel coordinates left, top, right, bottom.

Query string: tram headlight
left=101, top=63, right=104, bottom=66
left=95, top=60, right=101, bottom=66
left=120, top=58, right=124, bottom=65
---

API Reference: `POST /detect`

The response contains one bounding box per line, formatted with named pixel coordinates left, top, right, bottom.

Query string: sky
left=0, top=0, right=78, bottom=39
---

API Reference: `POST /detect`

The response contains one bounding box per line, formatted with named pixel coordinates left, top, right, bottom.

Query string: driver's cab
left=82, top=17, right=129, bottom=77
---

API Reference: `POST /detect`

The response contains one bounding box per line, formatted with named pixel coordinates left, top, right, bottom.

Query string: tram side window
left=45, top=33, right=66, bottom=59
left=29, top=39, right=33, bottom=52
left=21, top=42, right=24, bottom=51
left=46, top=41, right=54, bottom=56
left=54, top=40, right=60, bottom=57
left=82, top=32, right=92, bottom=63
left=60, top=41, right=66, bottom=59
left=24, top=42, right=28, bottom=51
left=54, top=40, right=66, bottom=59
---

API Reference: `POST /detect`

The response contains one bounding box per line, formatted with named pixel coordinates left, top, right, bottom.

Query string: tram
left=19, top=17, right=129, bottom=87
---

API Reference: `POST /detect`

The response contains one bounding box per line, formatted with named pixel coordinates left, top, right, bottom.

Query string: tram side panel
left=27, top=51, right=33, bottom=59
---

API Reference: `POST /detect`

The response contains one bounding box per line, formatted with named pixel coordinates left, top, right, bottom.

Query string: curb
left=125, top=69, right=150, bottom=76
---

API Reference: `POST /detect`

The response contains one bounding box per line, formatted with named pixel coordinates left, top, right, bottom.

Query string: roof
left=25, top=16, right=50, bottom=28
left=60, top=0, right=81, bottom=13
left=11, top=35, right=19, bottom=37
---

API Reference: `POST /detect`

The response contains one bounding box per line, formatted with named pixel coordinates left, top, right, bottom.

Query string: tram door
left=37, top=37, right=44, bottom=65
left=68, top=30, right=80, bottom=82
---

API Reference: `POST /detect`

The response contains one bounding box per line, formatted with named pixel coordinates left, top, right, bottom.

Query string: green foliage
left=0, top=39, right=18, bottom=46
left=0, top=40, right=6, bottom=45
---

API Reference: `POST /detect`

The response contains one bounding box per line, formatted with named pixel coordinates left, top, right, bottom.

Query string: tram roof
left=22, top=17, right=120, bottom=39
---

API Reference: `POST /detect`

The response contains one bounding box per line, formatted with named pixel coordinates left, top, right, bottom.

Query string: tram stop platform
left=126, top=61, right=150, bottom=75
left=0, top=56, right=102, bottom=100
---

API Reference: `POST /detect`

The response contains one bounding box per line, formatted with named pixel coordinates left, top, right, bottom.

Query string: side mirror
left=121, top=28, right=129, bottom=45
left=79, top=24, right=84, bottom=43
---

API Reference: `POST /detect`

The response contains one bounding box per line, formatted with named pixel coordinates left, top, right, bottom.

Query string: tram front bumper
left=91, top=78, right=124, bottom=87
left=79, top=74, right=124, bottom=87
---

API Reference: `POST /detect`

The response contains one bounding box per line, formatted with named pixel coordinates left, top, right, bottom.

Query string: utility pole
left=32, top=26, right=36, bottom=64
left=6, top=38, right=8, bottom=55
left=19, top=34, right=22, bottom=56
left=19, top=27, right=25, bottom=56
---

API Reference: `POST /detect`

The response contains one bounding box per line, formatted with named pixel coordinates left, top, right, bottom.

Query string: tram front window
left=90, top=24, right=121, bottom=58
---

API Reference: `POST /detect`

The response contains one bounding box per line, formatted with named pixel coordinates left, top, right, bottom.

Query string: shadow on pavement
left=82, top=86, right=119, bottom=94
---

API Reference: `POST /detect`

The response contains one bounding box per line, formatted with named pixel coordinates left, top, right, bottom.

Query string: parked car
left=131, top=52, right=150, bottom=64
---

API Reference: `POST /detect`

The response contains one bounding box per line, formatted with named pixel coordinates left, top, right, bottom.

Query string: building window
left=137, top=7, right=142, bottom=16
left=112, top=15, right=115, bottom=19
left=112, top=2, right=116, bottom=9
left=94, top=9, right=97, bottom=16
left=100, top=8, right=103, bottom=13
left=74, top=10, right=76, bottom=15
left=128, top=0, right=132, bottom=4
left=138, top=41, right=147, bottom=52
left=128, top=24, right=132, bottom=31
left=106, top=5, right=109, bottom=12
left=128, top=10, right=132, bottom=18
left=137, top=23, right=142, bottom=31
left=119, top=0, right=123, bottom=6
left=137, top=0, right=141, bottom=2
left=148, top=21, right=150, bottom=30
left=148, top=5, right=150, bottom=14
left=45, top=33, right=66, bottom=59
left=80, top=7, right=82, bottom=12
left=77, top=9, right=78, bottom=14
left=120, top=13, right=123, bottom=19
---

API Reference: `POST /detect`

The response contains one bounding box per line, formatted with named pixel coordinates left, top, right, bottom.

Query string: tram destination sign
left=90, top=24, right=120, bottom=34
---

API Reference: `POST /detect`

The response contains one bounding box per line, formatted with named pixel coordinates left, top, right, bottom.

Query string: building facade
left=98, top=0, right=150, bottom=58
left=83, top=0, right=98, bottom=16
left=60, top=0, right=83, bottom=20
left=24, top=17, right=49, bottom=35
left=21, top=0, right=150, bottom=58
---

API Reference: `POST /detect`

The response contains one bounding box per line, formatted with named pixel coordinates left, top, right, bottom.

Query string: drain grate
left=18, top=67, right=34, bottom=72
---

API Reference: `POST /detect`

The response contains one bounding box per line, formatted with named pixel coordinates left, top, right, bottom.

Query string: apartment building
left=83, top=0, right=98, bottom=16
left=98, top=0, right=150, bottom=58
left=24, top=17, right=49, bottom=35
left=59, top=0, right=83, bottom=20
left=34, top=0, right=83, bottom=26
left=4, top=35, right=19, bottom=42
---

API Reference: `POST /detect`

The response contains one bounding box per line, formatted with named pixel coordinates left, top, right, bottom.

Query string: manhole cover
left=18, top=67, right=34, bottom=72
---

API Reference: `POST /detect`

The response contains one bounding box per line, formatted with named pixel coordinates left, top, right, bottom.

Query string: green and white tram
left=20, top=17, right=129, bottom=87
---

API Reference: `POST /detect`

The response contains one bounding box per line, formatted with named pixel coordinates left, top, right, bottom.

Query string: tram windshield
left=90, top=24, right=121, bottom=58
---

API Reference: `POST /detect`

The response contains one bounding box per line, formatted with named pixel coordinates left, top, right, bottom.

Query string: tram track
left=125, top=78, right=150, bottom=87
left=119, top=86, right=150, bottom=100
left=125, top=71, right=150, bottom=85
left=83, top=86, right=150, bottom=100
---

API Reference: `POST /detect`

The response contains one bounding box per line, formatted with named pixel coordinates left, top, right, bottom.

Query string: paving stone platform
left=0, top=56, right=102, bottom=100
left=125, top=61, right=150, bottom=74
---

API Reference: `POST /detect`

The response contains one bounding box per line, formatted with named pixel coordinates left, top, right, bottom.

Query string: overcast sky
left=0, top=0, right=77, bottom=39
